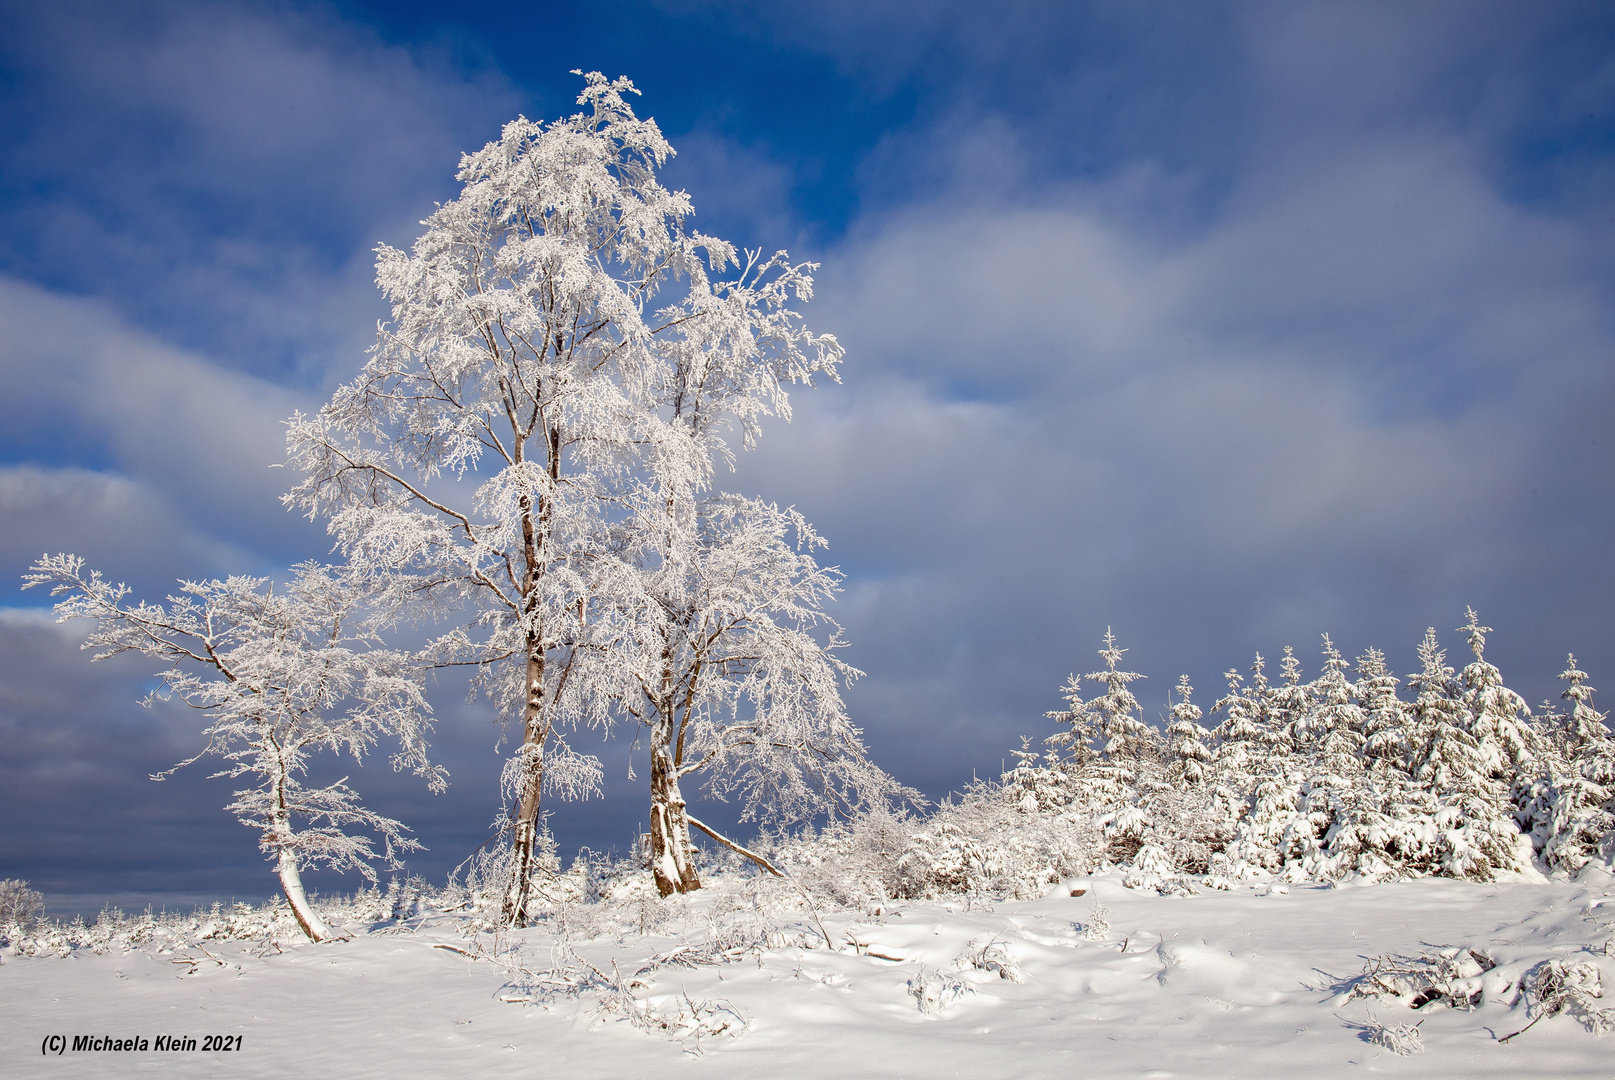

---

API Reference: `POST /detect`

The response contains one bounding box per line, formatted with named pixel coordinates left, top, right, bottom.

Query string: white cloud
left=0, top=465, right=251, bottom=591
left=0, top=278, right=340, bottom=600
left=726, top=102, right=1615, bottom=783
left=0, top=0, right=521, bottom=382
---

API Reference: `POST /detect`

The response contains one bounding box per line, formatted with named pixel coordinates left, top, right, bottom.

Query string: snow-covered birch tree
left=614, top=496, right=900, bottom=895
left=24, top=556, right=442, bottom=942
left=285, top=72, right=852, bottom=921
left=597, top=226, right=865, bottom=894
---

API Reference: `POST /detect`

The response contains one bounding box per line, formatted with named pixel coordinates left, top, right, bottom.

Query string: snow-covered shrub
left=1338, top=947, right=1496, bottom=1010
left=955, top=937, right=1023, bottom=982
left=894, top=785, right=1102, bottom=901
left=899, top=821, right=1002, bottom=895
left=498, top=930, right=749, bottom=1050
left=907, top=966, right=972, bottom=1015
left=1363, top=1017, right=1424, bottom=1055
left=772, top=779, right=1100, bottom=906
left=603, top=991, right=750, bottom=1049
left=6, top=898, right=306, bottom=958
left=0, top=879, right=44, bottom=936
left=1510, top=959, right=1615, bottom=1037
left=780, top=807, right=926, bottom=906
left=1077, top=900, right=1110, bottom=940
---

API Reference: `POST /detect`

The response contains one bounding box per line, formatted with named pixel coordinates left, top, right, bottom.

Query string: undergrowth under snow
left=5, top=866, right=1615, bottom=1078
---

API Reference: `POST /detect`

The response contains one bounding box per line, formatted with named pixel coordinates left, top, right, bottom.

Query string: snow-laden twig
left=1500, top=959, right=1615, bottom=1041
left=1336, top=946, right=1495, bottom=1010
left=907, top=965, right=973, bottom=1016
left=954, top=936, right=1023, bottom=982
left=1077, top=900, right=1111, bottom=941
left=1350, top=1012, right=1425, bottom=1055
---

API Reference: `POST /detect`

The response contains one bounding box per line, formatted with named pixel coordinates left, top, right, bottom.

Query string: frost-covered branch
left=24, top=556, right=443, bottom=941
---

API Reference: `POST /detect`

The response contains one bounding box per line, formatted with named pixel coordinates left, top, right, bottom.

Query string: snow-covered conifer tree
left=1047, top=631, right=1154, bottom=775
left=1045, top=674, right=1097, bottom=771
left=1456, top=608, right=1536, bottom=779
left=1045, top=630, right=1159, bottom=863
left=1209, top=666, right=1261, bottom=791
left=1408, top=629, right=1475, bottom=791
left=1357, top=647, right=1410, bottom=771
left=1407, top=626, right=1527, bottom=879
left=1221, top=647, right=1314, bottom=877
left=1285, top=636, right=1403, bottom=880
left=1269, top=646, right=1310, bottom=753
left=1004, top=735, right=1069, bottom=814
left=1538, top=656, right=1615, bottom=872
left=25, top=557, right=441, bottom=941
left=1304, top=636, right=1366, bottom=768
left=1166, top=675, right=1209, bottom=785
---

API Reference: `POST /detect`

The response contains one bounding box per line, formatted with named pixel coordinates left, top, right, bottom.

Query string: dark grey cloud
left=0, top=610, right=258, bottom=910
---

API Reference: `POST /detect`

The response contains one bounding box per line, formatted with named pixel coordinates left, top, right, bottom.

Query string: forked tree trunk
left=276, top=846, right=332, bottom=942
left=504, top=642, right=548, bottom=926
left=649, top=730, right=700, bottom=896
left=649, top=636, right=701, bottom=896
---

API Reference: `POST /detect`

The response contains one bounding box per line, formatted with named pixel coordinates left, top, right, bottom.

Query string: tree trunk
left=503, top=641, right=548, bottom=925
left=649, top=713, right=700, bottom=897
left=276, top=846, right=332, bottom=942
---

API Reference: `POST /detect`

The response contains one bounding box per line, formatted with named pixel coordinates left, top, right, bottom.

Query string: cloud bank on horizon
left=2, top=0, right=1612, bottom=910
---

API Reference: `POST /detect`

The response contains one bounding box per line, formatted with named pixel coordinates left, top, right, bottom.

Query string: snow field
left=6, top=869, right=1615, bottom=1079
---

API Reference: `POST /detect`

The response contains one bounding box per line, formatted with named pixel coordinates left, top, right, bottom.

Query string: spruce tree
left=1540, top=656, right=1615, bottom=873
left=1166, top=675, right=1209, bottom=786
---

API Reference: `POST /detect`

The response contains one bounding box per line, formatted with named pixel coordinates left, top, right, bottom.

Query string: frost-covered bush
left=2, top=875, right=479, bottom=959
left=1512, top=958, right=1615, bottom=1037
left=0, top=879, right=44, bottom=936
left=1338, top=947, right=1496, bottom=1011
left=893, top=786, right=1102, bottom=901
left=6, top=899, right=301, bottom=958
left=1364, top=1017, right=1425, bottom=1055
left=906, top=966, right=972, bottom=1015
left=777, top=808, right=922, bottom=906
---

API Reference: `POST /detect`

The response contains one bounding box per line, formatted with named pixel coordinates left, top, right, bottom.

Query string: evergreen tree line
left=778, top=609, right=1615, bottom=906
left=1010, top=610, right=1615, bottom=885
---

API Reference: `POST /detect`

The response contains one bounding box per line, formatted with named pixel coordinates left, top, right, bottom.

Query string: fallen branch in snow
left=170, top=943, right=230, bottom=975
left=687, top=815, right=784, bottom=878
left=843, top=933, right=905, bottom=961
left=1500, top=959, right=1615, bottom=1042
left=1336, top=946, right=1496, bottom=1011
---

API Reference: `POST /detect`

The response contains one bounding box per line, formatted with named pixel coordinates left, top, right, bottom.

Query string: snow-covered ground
left=6, top=870, right=1615, bottom=1079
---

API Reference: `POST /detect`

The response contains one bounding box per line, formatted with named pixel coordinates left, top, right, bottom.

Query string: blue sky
left=3, top=0, right=1614, bottom=915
